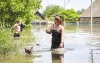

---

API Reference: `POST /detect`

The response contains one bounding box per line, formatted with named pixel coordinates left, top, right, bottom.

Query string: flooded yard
left=1, top=24, right=100, bottom=63
left=32, top=24, right=100, bottom=63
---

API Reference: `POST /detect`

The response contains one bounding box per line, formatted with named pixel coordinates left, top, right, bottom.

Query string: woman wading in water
left=46, top=16, right=64, bottom=50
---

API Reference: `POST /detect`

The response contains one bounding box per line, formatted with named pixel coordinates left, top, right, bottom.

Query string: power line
left=48, top=0, right=83, bottom=9
left=69, top=1, right=84, bottom=9
left=65, top=0, right=70, bottom=7
left=47, top=0, right=49, bottom=5
left=42, top=0, right=93, bottom=10
left=47, top=0, right=61, bottom=4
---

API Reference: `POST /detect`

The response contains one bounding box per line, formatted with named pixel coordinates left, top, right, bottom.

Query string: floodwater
left=31, top=24, right=100, bottom=63
left=1, top=24, right=100, bottom=63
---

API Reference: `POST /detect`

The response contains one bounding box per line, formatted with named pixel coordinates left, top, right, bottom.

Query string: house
left=79, top=0, right=100, bottom=24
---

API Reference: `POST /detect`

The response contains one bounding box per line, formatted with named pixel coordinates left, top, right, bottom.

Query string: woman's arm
left=46, top=24, right=53, bottom=34
left=61, top=26, right=64, bottom=43
left=60, top=26, right=64, bottom=48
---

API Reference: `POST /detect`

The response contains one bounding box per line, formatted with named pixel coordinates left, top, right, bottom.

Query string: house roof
left=79, top=0, right=100, bottom=17
left=34, top=11, right=45, bottom=20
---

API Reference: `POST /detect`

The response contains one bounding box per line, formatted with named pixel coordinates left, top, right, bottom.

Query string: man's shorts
left=14, top=33, right=20, bottom=37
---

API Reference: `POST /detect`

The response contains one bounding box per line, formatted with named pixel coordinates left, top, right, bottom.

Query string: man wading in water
left=13, top=20, right=22, bottom=40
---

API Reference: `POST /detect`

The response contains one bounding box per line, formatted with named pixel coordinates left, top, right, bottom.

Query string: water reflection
left=33, top=51, right=64, bottom=63
left=90, top=49, right=94, bottom=63
left=52, top=52, right=64, bottom=63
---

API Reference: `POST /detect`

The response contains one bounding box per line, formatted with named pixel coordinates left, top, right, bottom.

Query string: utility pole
left=64, top=0, right=65, bottom=9
left=90, top=0, right=93, bottom=33
left=63, top=0, right=66, bottom=26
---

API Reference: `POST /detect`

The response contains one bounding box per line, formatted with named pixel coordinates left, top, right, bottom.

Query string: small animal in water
left=36, top=44, right=40, bottom=46
left=24, top=46, right=33, bottom=54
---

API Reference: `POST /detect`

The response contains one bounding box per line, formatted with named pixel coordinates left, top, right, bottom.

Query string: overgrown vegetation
left=0, top=0, right=42, bottom=55
left=0, top=22, right=13, bottom=55
left=0, top=0, right=42, bottom=25
left=0, top=22, right=35, bottom=55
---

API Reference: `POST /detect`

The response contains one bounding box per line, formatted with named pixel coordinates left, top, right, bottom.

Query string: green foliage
left=24, top=24, right=33, bottom=30
left=0, top=23, right=13, bottom=55
left=43, top=5, right=63, bottom=16
left=0, top=0, right=42, bottom=25
left=48, top=16, right=55, bottom=20
left=59, top=9, right=79, bottom=21
left=42, top=5, right=79, bottom=21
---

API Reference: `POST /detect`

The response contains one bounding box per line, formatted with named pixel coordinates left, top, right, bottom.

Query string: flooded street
left=32, top=25, right=100, bottom=63
left=1, top=24, right=100, bottom=63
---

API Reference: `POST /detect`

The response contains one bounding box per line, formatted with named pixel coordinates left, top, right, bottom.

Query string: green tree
left=43, top=5, right=63, bottom=16
left=42, top=5, right=79, bottom=21
left=59, top=8, right=79, bottom=21
left=0, top=0, right=42, bottom=26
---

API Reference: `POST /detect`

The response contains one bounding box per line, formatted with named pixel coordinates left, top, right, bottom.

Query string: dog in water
left=24, top=46, right=33, bottom=54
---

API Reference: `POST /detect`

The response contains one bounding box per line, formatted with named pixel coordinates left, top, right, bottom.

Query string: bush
left=25, top=24, right=33, bottom=29
left=0, top=27, right=13, bottom=55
